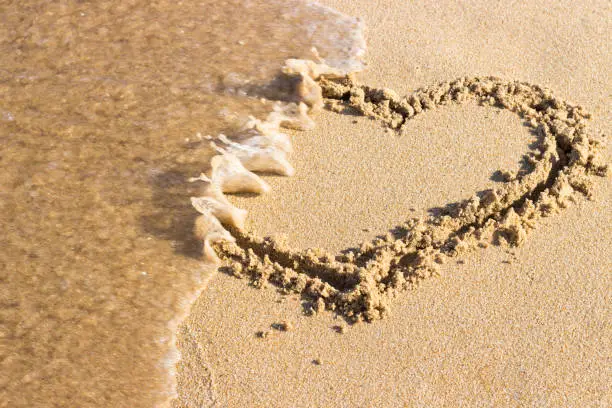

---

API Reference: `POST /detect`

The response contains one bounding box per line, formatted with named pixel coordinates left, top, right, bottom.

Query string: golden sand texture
left=212, top=76, right=607, bottom=322
left=177, top=0, right=611, bottom=406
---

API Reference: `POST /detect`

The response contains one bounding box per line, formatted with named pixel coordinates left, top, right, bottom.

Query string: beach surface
left=1, top=0, right=609, bottom=407
left=175, top=0, right=611, bottom=406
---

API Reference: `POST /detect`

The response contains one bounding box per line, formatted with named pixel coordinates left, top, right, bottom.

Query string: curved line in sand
left=212, top=75, right=608, bottom=322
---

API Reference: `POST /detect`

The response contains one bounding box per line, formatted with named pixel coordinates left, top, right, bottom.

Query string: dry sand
left=175, top=0, right=611, bottom=406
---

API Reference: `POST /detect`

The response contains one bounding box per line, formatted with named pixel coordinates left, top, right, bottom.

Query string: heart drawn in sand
left=191, top=69, right=608, bottom=323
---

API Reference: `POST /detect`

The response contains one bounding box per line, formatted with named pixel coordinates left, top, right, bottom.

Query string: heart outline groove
left=205, top=75, right=608, bottom=323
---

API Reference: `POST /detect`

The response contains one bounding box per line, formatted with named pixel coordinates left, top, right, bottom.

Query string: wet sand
left=176, top=0, right=611, bottom=406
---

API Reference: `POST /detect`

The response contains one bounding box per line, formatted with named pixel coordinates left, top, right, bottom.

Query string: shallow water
left=0, top=1, right=361, bottom=406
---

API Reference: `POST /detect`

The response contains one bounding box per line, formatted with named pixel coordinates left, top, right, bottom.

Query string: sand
left=175, top=0, right=611, bottom=406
